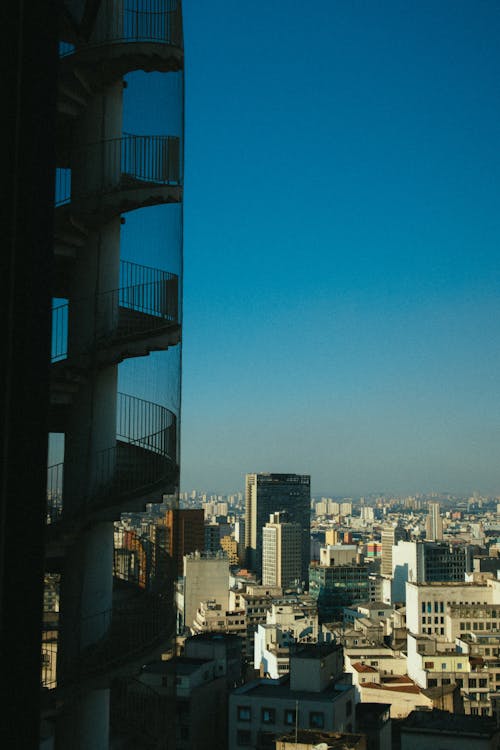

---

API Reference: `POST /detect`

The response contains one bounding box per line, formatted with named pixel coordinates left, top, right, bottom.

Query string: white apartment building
left=262, top=512, right=302, bottom=589
left=406, top=581, right=498, bottom=639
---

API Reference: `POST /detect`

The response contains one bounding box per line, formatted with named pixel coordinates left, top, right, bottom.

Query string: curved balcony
left=55, top=134, right=182, bottom=241
left=51, top=261, right=180, bottom=374
left=41, top=529, right=175, bottom=699
left=58, top=1, right=183, bottom=118
left=111, top=676, right=173, bottom=746
left=46, top=393, right=177, bottom=527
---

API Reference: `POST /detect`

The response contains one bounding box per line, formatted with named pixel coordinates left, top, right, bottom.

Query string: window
left=482, top=708, right=489, bottom=716
left=456, top=678, right=463, bottom=688
left=237, top=729, right=252, bottom=746
left=428, top=679, right=437, bottom=687
left=261, top=708, right=275, bottom=724
left=284, top=709, right=296, bottom=726
left=425, top=662, right=434, bottom=669
left=469, top=679, right=477, bottom=688
left=309, top=712, right=324, bottom=729
left=479, top=679, right=488, bottom=688
left=237, top=706, right=251, bottom=722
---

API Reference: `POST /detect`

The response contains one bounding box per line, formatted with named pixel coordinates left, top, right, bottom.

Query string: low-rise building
left=228, top=644, right=356, bottom=750
left=400, top=709, right=500, bottom=750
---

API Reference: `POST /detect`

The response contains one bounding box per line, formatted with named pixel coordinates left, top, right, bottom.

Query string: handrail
left=46, top=393, right=176, bottom=523
left=55, top=134, right=181, bottom=206
left=41, top=529, right=174, bottom=688
left=60, top=0, right=183, bottom=56
left=50, top=261, right=178, bottom=362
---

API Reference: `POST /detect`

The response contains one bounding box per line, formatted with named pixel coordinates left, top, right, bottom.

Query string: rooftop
left=232, top=676, right=346, bottom=703
left=352, top=663, right=378, bottom=673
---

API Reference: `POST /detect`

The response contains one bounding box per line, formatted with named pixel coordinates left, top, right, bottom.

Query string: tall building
left=40, top=2, right=185, bottom=747
left=181, top=551, right=230, bottom=633
left=158, top=508, right=205, bottom=576
left=381, top=523, right=408, bottom=577
left=392, top=540, right=473, bottom=602
left=245, top=473, right=310, bottom=583
left=426, top=501, right=444, bottom=540
left=262, top=511, right=302, bottom=589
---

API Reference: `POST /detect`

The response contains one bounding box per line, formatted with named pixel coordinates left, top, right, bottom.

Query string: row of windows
left=460, top=621, right=499, bottom=631
left=421, top=601, right=445, bottom=613
left=237, top=706, right=329, bottom=729
left=421, top=616, right=445, bottom=624
left=422, top=627, right=445, bottom=635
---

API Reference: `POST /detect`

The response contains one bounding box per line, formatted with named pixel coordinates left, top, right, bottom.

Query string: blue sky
left=179, top=0, right=500, bottom=496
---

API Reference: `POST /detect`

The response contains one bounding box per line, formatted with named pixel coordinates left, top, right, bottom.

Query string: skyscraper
left=244, top=473, right=310, bottom=583
left=40, top=2, right=184, bottom=747
left=426, top=501, right=444, bottom=540
left=262, top=511, right=302, bottom=589
left=380, top=523, right=408, bottom=577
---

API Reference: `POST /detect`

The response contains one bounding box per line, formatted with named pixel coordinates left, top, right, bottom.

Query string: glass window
left=479, top=679, right=488, bottom=688
left=261, top=708, right=275, bottom=724
left=284, top=709, right=296, bottom=726
left=237, top=706, right=251, bottom=722
left=469, top=679, right=477, bottom=688
left=309, top=712, right=324, bottom=729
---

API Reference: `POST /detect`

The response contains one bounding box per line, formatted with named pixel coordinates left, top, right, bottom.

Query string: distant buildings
left=245, top=473, right=310, bottom=583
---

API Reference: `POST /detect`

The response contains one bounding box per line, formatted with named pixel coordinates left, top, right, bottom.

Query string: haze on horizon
left=180, top=0, right=500, bottom=498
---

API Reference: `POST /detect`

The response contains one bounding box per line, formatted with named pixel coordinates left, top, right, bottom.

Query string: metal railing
left=60, top=0, right=182, bottom=56
left=46, top=394, right=176, bottom=522
left=54, top=134, right=181, bottom=206
left=41, top=529, right=174, bottom=689
left=50, top=261, right=178, bottom=362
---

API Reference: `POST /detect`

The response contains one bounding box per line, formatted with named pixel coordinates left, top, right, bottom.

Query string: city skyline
left=180, top=0, right=500, bottom=496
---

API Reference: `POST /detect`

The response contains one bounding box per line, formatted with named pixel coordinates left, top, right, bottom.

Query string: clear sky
left=179, top=0, right=500, bottom=497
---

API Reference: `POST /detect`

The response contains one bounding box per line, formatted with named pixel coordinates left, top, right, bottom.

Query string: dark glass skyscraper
left=244, top=473, right=311, bottom=585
